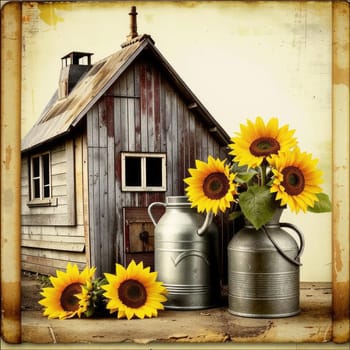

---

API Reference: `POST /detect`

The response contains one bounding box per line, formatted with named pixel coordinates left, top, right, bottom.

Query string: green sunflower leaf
left=239, top=185, right=277, bottom=229
left=307, top=193, right=332, bottom=213
left=230, top=162, right=248, bottom=173
left=84, top=306, right=95, bottom=318
left=235, top=172, right=257, bottom=184
left=228, top=210, right=243, bottom=221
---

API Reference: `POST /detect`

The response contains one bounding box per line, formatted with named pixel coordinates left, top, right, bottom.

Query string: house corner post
left=332, top=0, right=350, bottom=344
left=0, top=1, right=22, bottom=344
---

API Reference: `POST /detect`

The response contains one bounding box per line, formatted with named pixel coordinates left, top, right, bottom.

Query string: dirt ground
left=17, top=271, right=337, bottom=344
left=18, top=274, right=335, bottom=344
left=21, top=271, right=45, bottom=311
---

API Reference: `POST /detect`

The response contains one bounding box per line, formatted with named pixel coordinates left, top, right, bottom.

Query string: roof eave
left=22, top=35, right=230, bottom=152
left=71, top=37, right=153, bottom=129
left=144, top=44, right=231, bottom=146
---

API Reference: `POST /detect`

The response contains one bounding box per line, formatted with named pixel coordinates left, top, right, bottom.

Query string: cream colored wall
left=21, top=1, right=332, bottom=282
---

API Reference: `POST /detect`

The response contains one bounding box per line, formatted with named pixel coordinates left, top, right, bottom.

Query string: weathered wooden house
left=21, top=9, right=230, bottom=276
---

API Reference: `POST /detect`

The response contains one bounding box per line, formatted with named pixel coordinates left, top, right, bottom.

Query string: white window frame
left=121, top=152, right=166, bottom=192
left=27, top=152, right=56, bottom=207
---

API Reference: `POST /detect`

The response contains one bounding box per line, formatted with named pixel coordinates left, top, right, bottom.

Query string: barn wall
left=86, top=97, right=116, bottom=275
left=21, top=133, right=88, bottom=275
left=87, top=56, right=228, bottom=275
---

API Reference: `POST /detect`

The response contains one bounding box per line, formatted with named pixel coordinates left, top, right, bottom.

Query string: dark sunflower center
left=118, top=279, right=147, bottom=308
left=203, top=172, right=230, bottom=200
left=281, top=166, right=305, bottom=195
left=60, top=282, right=82, bottom=312
left=249, top=137, right=280, bottom=157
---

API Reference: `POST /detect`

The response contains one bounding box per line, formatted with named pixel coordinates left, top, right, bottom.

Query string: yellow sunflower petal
left=38, top=263, right=95, bottom=319
left=269, top=149, right=324, bottom=213
left=229, top=116, right=297, bottom=168
left=103, top=260, right=167, bottom=320
left=184, top=156, right=238, bottom=215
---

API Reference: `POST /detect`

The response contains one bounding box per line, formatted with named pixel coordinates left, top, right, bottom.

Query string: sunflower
left=229, top=116, right=297, bottom=168
left=102, top=260, right=167, bottom=320
left=75, top=280, right=92, bottom=316
left=76, top=277, right=108, bottom=317
left=38, top=263, right=96, bottom=319
left=184, top=155, right=238, bottom=215
left=269, top=148, right=323, bottom=213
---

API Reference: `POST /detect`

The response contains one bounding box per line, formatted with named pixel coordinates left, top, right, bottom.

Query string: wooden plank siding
left=21, top=133, right=88, bottom=275
left=87, top=56, right=228, bottom=276
left=21, top=140, right=76, bottom=225
left=87, top=96, right=116, bottom=275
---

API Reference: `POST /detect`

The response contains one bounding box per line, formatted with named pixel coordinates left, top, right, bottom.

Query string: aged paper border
left=1, top=0, right=349, bottom=347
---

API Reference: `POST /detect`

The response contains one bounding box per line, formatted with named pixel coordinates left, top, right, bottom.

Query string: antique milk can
left=227, top=209, right=305, bottom=318
left=148, top=196, right=220, bottom=309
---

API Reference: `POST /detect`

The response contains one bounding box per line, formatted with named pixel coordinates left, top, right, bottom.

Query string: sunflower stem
left=260, top=163, right=267, bottom=186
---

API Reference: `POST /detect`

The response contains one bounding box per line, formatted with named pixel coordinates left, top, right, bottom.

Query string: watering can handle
left=263, top=222, right=305, bottom=266
left=148, top=202, right=166, bottom=226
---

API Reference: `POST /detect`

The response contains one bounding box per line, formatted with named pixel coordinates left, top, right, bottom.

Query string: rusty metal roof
left=21, top=35, right=230, bottom=152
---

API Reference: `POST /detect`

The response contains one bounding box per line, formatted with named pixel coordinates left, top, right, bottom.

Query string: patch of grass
left=22, top=270, right=52, bottom=287
left=38, top=274, right=52, bottom=288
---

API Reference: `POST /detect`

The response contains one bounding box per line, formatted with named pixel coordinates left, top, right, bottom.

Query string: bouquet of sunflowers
left=184, top=116, right=331, bottom=229
left=39, top=260, right=167, bottom=320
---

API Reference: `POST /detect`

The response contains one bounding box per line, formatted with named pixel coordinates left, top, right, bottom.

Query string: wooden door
left=123, top=207, right=164, bottom=271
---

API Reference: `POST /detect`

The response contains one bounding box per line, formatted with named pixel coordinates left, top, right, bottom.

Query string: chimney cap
left=61, top=51, right=93, bottom=60
left=61, top=51, right=94, bottom=67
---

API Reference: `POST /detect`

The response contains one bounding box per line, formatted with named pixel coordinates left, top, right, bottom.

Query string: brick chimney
left=58, top=51, right=93, bottom=99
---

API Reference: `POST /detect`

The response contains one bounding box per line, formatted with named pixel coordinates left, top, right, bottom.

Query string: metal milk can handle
left=148, top=202, right=166, bottom=226
left=197, top=211, right=214, bottom=236
left=147, top=202, right=214, bottom=236
left=263, top=222, right=305, bottom=266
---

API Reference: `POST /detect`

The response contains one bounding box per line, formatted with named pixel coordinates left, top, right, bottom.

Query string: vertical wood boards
left=87, top=56, right=227, bottom=275
left=87, top=101, right=115, bottom=275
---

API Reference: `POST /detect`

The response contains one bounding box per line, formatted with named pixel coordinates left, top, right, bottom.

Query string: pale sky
left=20, top=1, right=332, bottom=281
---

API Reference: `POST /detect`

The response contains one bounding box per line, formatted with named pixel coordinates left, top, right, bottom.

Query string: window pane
left=32, top=157, right=40, bottom=177
left=33, top=179, right=40, bottom=198
left=42, top=154, right=50, bottom=186
left=125, top=157, right=141, bottom=186
left=43, top=185, right=50, bottom=198
left=146, top=157, right=162, bottom=187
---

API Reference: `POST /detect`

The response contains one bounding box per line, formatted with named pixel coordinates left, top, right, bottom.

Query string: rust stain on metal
left=1, top=282, right=21, bottom=343
left=5, top=145, right=12, bottom=170
left=334, top=234, right=344, bottom=273
left=5, top=49, right=14, bottom=61
left=332, top=2, right=350, bottom=342
left=333, top=281, right=350, bottom=320
left=1, top=1, right=22, bottom=344
left=1, top=282, right=21, bottom=318
left=333, top=65, right=349, bottom=86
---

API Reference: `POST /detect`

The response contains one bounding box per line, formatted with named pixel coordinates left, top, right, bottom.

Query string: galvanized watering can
left=148, top=196, right=220, bottom=310
left=227, top=209, right=305, bottom=318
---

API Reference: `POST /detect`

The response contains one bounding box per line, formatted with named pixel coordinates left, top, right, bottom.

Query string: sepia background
left=20, top=1, right=332, bottom=282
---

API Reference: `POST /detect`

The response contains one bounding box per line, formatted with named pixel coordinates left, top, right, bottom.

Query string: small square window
left=121, top=153, right=166, bottom=191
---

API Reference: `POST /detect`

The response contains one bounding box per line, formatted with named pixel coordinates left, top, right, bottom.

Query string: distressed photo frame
left=1, top=1, right=349, bottom=348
